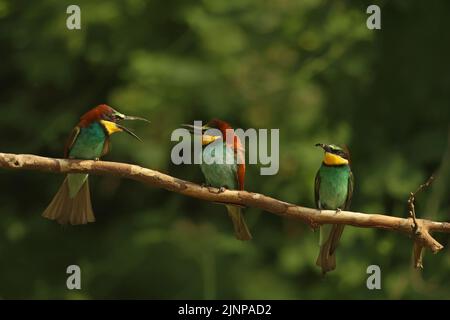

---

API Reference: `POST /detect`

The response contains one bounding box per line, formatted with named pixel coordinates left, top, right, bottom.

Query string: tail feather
left=226, top=205, right=252, bottom=241
left=42, top=177, right=95, bottom=225
left=316, top=224, right=345, bottom=274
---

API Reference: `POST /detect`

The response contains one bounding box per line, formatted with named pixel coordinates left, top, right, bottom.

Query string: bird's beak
left=100, top=120, right=142, bottom=141
left=121, top=115, right=151, bottom=123
left=181, top=124, right=220, bottom=145
left=181, top=123, right=209, bottom=134
left=315, top=143, right=335, bottom=154
left=114, top=112, right=150, bottom=141
left=114, top=111, right=151, bottom=124
left=315, top=143, right=326, bottom=149
left=116, top=123, right=143, bottom=142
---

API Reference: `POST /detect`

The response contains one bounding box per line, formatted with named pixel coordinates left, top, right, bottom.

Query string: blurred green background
left=0, top=0, right=449, bottom=299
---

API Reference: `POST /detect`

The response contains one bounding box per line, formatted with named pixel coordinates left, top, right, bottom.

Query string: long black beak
left=315, top=143, right=325, bottom=149
left=122, top=115, right=151, bottom=123
left=315, top=143, right=333, bottom=153
left=181, top=124, right=209, bottom=134
left=117, top=123, right=142, bottom=142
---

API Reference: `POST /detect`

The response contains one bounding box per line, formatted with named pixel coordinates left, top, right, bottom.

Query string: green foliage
left=0, top=0, right=449, bottom=299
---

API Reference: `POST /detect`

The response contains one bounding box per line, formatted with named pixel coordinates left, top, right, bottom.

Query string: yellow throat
left=324, top=152, right=349, bottom=166
left=201, top=134, right=220, bottom=145
left=100, top=120, right=122, bottom=135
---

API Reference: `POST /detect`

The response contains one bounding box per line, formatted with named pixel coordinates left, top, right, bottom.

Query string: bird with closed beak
left=314, top=143, right=354, bottom=274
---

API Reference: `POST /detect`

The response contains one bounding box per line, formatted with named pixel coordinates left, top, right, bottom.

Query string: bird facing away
left=183, top=119, right=252, bottom=241
left=314, top=143, right=354, bottom=274
left=42, top=104, right=149, bottom=225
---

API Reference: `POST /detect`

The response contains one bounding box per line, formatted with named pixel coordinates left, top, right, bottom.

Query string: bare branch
left=407, top=175, right=438, bottom=268
left=1, top=152, right=449, bottom=264
left=408, top=175, right=435, bottom=228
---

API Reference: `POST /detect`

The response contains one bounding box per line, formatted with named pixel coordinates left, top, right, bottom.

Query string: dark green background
left=0, top=0, right=449, bottom=299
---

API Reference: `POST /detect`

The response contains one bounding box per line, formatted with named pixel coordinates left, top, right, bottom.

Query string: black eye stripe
left=323, top=145, right=348, bottom=158
left=338, top=151, right=348, bottom=158
left=329, top=149, right=347, bottom=158
left=102, top=113, right=115, bottom=121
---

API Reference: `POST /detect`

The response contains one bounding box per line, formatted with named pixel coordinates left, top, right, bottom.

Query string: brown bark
left=1, top=152, right=449, bottom=260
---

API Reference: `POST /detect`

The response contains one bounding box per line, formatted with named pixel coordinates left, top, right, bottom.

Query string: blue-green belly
left=200, top=143, right=238, bottom=189
left=318, top=165, right=350, bottom=210
left=66, top=122, right=107, bottom=197
left=69, top=122, right=106, bottom=160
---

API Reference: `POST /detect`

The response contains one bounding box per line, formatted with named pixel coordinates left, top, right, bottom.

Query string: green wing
left=101, top=136, right=111, bottom=158
left=64, top=126, right=80, bottom=158
left=314, top=170, right=321, bottom=209
left=344, top=170, right=354, bottom=210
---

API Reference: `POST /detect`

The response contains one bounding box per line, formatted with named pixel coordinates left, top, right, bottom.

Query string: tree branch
left=1, top=152, right=449, bottom=263
left=408, top=175, right=436, bottom=269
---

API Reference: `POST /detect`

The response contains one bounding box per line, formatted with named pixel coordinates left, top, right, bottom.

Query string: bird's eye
left=104, top=113, right=114, bottom=121
left=338, top=151, right=348, bottom=159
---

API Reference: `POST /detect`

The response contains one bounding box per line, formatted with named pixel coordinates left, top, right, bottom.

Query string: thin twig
left=407, top=175, right=436, bottom=269
left=408, top=175, right=435, bottom=231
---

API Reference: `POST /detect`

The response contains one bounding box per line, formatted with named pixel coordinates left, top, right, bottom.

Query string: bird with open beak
left=42, top=104, right=150, bottom=225
left=183, top=119, right=252, bottom=241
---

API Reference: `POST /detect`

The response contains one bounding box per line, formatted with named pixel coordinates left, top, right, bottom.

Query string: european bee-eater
left=314, top=143, right=354, bottom=274
left=184, top=119, right=252, bottom=241
left=42, top=104, right=149, bottom=225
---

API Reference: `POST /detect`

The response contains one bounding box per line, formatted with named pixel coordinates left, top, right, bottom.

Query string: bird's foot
left=202, top=183, right=219, bottom=193
left=207, top=186, right=227, bottom=194
left=202, top=183, right=218, bottom=192
left=335, top=208, right=342, bottom=214
left=94, top=157, right=100, bottom=161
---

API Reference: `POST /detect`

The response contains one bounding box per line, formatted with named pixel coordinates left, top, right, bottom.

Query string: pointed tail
left=225, top=205, right=252, bottom=241
left=42, top=176, right=95, bottom=225
left=316, top=224, right=345, bottom=274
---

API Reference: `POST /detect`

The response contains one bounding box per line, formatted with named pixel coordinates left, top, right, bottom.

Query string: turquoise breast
left=200, top=142, right=238, bottom=189
left=69, top=122, right=106, bottom=160
left=318, top=164, right=350, bottom=210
